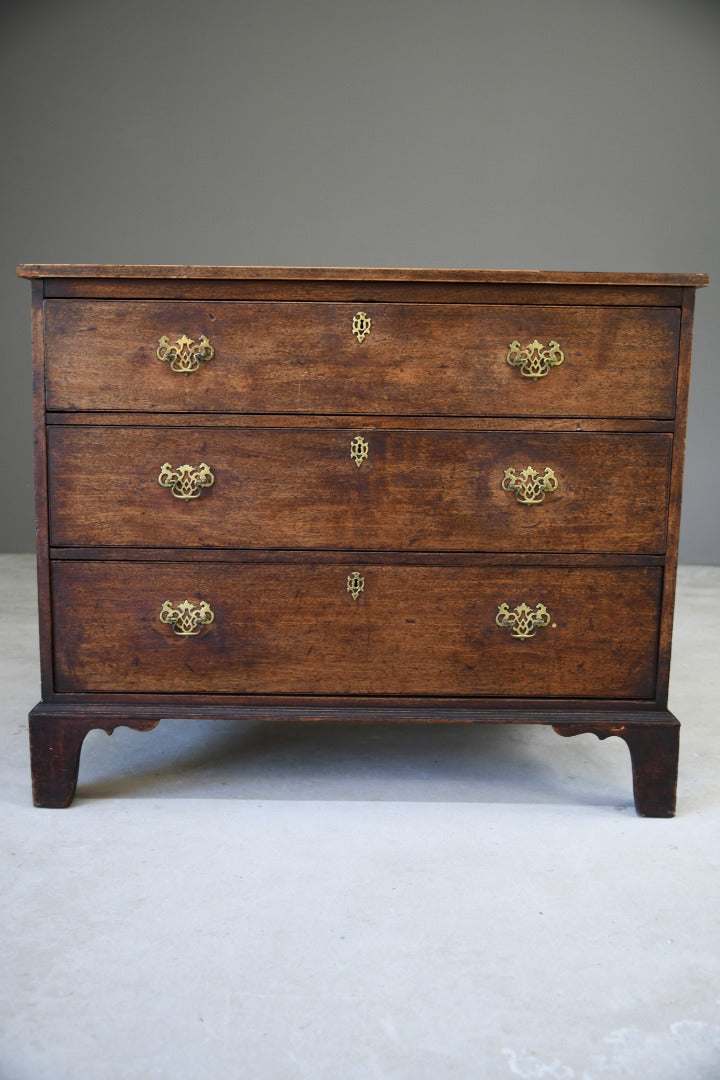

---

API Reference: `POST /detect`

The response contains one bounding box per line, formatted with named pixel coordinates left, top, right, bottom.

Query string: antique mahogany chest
left=18, top=265, right=708, bottom=813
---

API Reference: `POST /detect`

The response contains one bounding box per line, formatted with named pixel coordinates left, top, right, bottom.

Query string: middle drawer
left=48, top=426, right=671, bottom=553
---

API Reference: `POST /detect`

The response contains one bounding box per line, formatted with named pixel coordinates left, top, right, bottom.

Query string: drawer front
left=44, top=301, right=680, bottom=417
left=48, top=427, right=672, bottom=553
left=52, top=561, right=661, bottom=698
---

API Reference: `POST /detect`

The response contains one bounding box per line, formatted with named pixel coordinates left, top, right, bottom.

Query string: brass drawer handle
left=158, top=462, right=215, bottom=500
left=157, top=333, right=214, bottom=373
left=159, top=600, right=215, bottom=637
left=352, top=311, right=372, bottom=343
left=347, top=571, right=365, bottom=600
left=496, top=602, right=550, bottom=640
left=350, top=435, right=369, bottom=467
left=501, top=465, right=558, bottom=505
left=506, top=339, right=564, bottom=380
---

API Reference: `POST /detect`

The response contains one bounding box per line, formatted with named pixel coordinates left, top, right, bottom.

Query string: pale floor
left=1, top=556, right=718, bottom=1080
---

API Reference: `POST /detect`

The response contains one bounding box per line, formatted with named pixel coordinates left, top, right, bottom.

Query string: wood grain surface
left=52, top=561, right=662, bottom=698
left=48, top=426, right=672, bottom=553
left=44, top=300, right=681, bottom=417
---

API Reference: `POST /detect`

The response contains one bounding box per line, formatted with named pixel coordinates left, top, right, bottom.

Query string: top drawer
left=44, top=300, right=680, bottom=417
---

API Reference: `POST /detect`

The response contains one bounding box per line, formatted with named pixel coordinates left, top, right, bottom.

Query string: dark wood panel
left=44, top=300, right=681, bottom=417
left=48, top=427, right=672, bottom=554
left=52, top=561, right=662, bottom=698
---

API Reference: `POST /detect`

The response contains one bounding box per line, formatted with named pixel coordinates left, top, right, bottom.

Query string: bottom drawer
left=51, top=561, right=661, bottom=699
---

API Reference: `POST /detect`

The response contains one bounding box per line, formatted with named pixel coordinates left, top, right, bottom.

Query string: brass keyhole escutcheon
left=350, top=436, right=369, bottom=467
left=347, top=572, right=365, bottom=600
left=352, top=311, right=372, bottom=344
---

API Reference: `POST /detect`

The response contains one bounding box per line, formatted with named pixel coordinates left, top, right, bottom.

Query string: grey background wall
left=1, top=0, right=718, bottom=560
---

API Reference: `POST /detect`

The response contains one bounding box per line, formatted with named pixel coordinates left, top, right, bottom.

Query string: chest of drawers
left=19, top=265, right=708, bottom=813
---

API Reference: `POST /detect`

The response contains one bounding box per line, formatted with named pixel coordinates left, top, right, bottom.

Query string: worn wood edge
left=29, top=703, right=161, bottom=730
left=17, top=264, right=710, bottom=286
left=29, top=701, right=673, bottom=724
left=35, top=692, right=660, bottom=710
left=552, top=712, right=677, bottom=734
left=44, top=408, right=681, bottom=421
left=655, top=289, right=696, bottom=704
left=47, top=549, right=666, bottom=565
left=38, top=280, right=686, bottom=305
left=45, top=413, right=676, bottom=432
left=657, top=291, right=694, bottom=695
left=32, top=282, right=54, bottom=699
